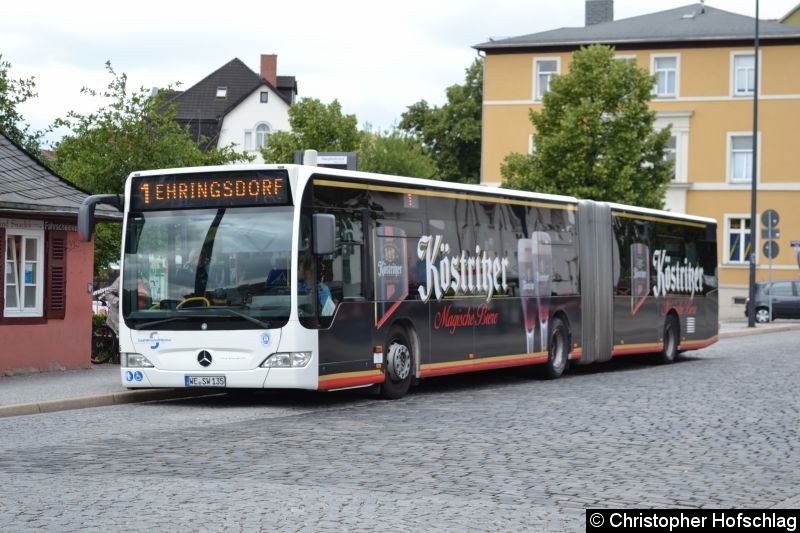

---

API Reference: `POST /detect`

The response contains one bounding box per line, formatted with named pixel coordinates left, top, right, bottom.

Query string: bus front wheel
left=380, top=325, right=414, bottom=400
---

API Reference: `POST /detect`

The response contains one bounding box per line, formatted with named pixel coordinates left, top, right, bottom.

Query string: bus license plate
left=184, top=375, right=226, bottom=387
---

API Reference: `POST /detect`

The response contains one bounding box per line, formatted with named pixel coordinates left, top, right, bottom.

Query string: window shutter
left=45, top=230, right=68, bottom=319
left=0, top=228, right=5, bottom=316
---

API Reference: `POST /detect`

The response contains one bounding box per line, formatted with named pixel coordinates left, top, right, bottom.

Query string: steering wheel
left=176, top=296, right=211, bottom=309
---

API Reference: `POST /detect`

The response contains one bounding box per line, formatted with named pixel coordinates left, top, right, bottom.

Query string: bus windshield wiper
left=133, top=316, right=192, bottom=330
left=135, top=308, right=271, bottom=330
left=205, top=306, right=272, bottom=329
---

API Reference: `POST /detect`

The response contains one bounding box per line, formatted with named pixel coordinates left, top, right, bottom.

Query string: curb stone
left=718, top=323, right=800, bottom=339
left=0, top=388, right=222, bottom=419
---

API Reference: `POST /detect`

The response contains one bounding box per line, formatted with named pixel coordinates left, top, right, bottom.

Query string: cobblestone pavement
left=1, top=331, right=799, bottom=531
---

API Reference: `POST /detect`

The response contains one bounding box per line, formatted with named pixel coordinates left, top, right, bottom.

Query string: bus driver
left=297, top=256, right=335, bottom=316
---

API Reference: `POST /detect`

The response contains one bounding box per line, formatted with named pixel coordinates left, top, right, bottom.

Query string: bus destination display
left=131, top=171, right=290, bottom=210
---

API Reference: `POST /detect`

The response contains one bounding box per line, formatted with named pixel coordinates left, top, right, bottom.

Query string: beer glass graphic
left=533, top=231, right=553, bottom=351
left=518, top=239, right=537, bottom=353
left=631, top=243, right=650, bottom=316
left=373, top=226, right=409, bottom=329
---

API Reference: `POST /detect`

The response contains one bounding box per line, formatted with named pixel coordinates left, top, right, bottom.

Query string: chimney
left=585, top=0, right=613, bottom=26
left=260, top=54, right=277, bottom=87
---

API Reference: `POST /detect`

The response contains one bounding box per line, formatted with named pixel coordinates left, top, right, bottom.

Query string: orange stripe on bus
left=680, top=336, right=719, bottom=350
left=421, top=353, right=548, bottom=378
left=613, top=345, right=663, bottom=356
left=318, top=370, right=385, bottom=391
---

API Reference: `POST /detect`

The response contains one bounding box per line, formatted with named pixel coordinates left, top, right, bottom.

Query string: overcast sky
left=3, top=0, right=797, bottom=147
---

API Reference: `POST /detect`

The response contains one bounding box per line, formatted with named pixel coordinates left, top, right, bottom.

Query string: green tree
left=261, top=98, right=359, bottom=163
left=52, top=62, right=250, bottom=274
left=501, top=45, right=672, bottom=209
left=0, top=55, right=46, bottom=154
left=399, top=58, right=483, bottom=184
left=359, top=127, right=437, bottom=179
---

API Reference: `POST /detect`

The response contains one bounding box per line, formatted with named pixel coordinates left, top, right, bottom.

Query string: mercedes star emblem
left=197, top=350, right=212, bottom=367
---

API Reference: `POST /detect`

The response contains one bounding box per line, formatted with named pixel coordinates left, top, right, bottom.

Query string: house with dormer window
left=169, top=54, right=297, bottom=163
left=475, top=1, right=800, bottom=318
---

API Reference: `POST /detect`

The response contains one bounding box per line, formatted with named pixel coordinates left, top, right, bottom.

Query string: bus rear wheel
left=541, top=317, right=569, bottom=379
left=380, top=325, right=414, bottom=400
left=656, top=315, right=679, bottom=364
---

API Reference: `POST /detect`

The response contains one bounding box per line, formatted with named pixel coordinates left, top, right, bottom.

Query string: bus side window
left=330, top=212, right=365, bottom=301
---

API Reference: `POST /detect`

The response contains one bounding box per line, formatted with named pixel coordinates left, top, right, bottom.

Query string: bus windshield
left=122, top=206, right=293, bottom=329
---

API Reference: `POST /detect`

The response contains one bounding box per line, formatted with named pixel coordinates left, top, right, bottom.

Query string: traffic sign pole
left=761, top=209, right=780, bottom=323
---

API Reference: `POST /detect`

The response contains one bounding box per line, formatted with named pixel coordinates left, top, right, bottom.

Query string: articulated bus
left=79, top=157, right=718, bottom=399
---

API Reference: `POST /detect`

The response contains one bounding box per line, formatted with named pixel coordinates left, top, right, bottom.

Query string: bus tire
left=541, top=317, right=569, bottom=379
left=656, top=314, right=679, bottom=364
left=380, top=325, right=414, bottom=400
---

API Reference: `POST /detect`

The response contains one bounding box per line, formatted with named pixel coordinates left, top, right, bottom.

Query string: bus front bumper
left=120, top=365, right=318, bottom=390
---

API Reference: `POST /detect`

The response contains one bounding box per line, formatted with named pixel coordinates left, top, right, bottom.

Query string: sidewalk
left=717, top=317, right=800, bottom=337
left=0, top=365, right=218, bottom=418
left=1, top=319, right=799, bottom=418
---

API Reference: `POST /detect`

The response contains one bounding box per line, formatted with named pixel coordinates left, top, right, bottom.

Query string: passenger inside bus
left=298, top=255, right=335, bottom=316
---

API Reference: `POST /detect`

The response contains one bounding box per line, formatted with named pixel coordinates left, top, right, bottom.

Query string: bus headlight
left=122, top=353, right=154, bottom=368
left=260, top=352, right=311, bottom=368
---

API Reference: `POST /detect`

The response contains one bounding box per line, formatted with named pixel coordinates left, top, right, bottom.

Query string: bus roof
left=127, top=164, right=714, bottom=225
left=607, top=202, right=717, bottom=226
left=129, top=163, right=579, bottom=206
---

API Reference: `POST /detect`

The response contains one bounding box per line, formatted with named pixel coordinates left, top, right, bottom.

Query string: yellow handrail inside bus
left=176, top=297, right=211, bottom=309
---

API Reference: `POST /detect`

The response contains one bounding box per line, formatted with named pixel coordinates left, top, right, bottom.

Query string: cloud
left=5, top=0, right=799, bottom=147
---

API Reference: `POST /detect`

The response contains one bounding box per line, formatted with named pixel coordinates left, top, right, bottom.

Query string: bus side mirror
left=312, top=213, right=336, bottom=256
left=78, top=194, right=123, bottom=242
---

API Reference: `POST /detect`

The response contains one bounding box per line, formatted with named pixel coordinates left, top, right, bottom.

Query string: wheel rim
left=755, top=309, right=770, bottom=323
left=387, top=341, right=411, bottom=382
left=550, top=330, right=565, bottom=371
left=665, top=323, right=677, bottom=359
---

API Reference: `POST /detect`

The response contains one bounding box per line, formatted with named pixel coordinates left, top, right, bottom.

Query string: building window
left=255, top=123, right=271, bottom=149
left=728, top=134, right=756, bottom=183
left=653, top=111, right=691, bottom=185
left=732, top=53, right=755, bottom=96
left=652, top=55, right=678, bottom=98
left=216, top=87, right=227, bottom=98
left=260, top=91, right=269, bottom=103
left=4, top=229, right=44, bottom=317
left=725, top=216, right=753, bottom=264
left=534, top=58, right=559, bottom=101
left=528, top=134, right=536, bottom=155
left=664, top=136, right=677, bottom=180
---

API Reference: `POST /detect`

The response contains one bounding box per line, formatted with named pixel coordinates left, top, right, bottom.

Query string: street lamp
left=747, top=0, right=760, bottom=328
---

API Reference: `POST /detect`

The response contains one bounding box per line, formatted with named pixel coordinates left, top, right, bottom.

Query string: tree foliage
left=0, top=55, right=46, bottom=155
left=399, top=58, right=483, bottom=184
left=52, top=62, right=250, bottom=274
left=501, top=45, right=672, bottom=209
left=261, top=98, right=360, bottom=163
left=359, top=127, right=437, bottom=179
left=53, top=62, right=248, bottom=195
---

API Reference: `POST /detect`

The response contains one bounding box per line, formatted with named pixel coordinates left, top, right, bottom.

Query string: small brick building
left=0, top=134, right=119, bottom=374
